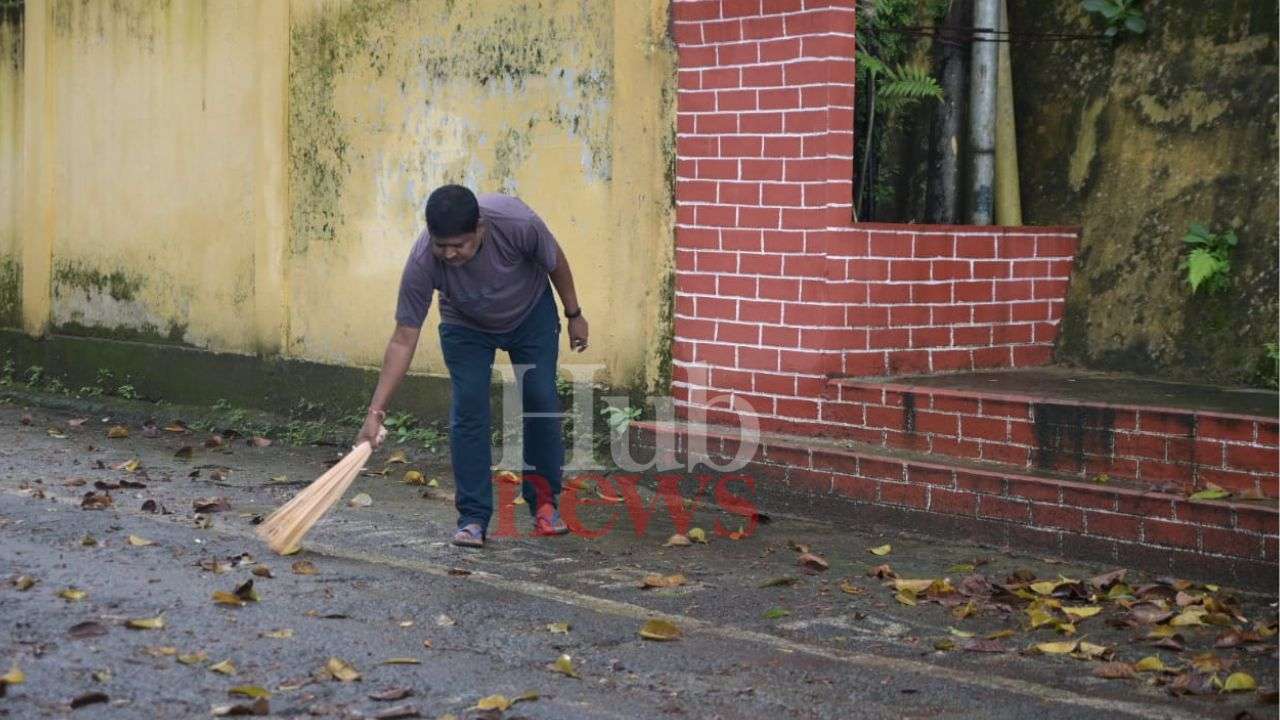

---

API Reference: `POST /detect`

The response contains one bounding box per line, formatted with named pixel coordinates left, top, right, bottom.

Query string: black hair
left=425, top=185, right=480, bottom=239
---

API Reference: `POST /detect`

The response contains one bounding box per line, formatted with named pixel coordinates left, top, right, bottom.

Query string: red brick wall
left=670, top=0, right=1081, bottom=433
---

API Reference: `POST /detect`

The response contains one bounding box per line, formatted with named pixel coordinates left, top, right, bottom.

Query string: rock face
left=1010, top=0, right=1278, bottom=385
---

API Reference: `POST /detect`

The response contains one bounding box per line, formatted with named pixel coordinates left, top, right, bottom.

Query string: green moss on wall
left=1009, top=0, right=1278, bottom=385
left=52, top=260, right=144, bottom=302
left=0, top=255, right=19, bottom=328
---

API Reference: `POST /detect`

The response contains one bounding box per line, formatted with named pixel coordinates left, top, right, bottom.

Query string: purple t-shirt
left=395, top=194, right=560, bottom=333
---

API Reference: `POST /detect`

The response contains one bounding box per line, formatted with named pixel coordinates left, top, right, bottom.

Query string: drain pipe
left=968, top=0, right=998, bottom=225
left=994, top=0, right=1023, bottom=225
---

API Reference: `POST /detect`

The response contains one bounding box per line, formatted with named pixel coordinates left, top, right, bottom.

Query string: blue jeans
left=438, top=287, right=563, bottom=531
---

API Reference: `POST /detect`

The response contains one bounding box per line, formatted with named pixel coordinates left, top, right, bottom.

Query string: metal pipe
left=994, top=0, right=1023, bottom=225
left=968, top=0, right=999, bottom=225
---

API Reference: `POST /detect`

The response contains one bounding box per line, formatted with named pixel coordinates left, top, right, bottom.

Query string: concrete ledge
left=0, top=329, right=457, bottom=419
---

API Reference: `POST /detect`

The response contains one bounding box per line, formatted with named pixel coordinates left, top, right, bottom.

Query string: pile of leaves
left=870, top=565, right=1277, bottom=697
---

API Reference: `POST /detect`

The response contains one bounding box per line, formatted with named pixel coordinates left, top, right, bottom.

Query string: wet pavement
left=0, top=397, right=1277, bottom=719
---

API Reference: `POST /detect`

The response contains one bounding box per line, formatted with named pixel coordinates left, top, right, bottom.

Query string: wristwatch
left=564, top=306, right=582, bottom=319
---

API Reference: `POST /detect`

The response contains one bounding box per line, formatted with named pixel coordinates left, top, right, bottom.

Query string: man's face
left=431, top=224, right=483, bottom=266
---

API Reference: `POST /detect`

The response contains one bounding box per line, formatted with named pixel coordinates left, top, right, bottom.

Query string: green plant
left=857, top=52, right=944, bottom=108
left=45, top=377, right=67, bottom=395
left=116, top=384, right=139, bottom=400
left=24, top=365, right=44, bottom=387
left=1179, top=223, right=1237, bottom=294
left=78, top=385, right=104, bottom=398
left=0, top=358, right=14, bottom=385
left=1082, top=0, right=1146, bottom=38
left=1261, top=343, right=1279, bottom=390
left=601, top=405, right=642, bottom=438
left=383, top=411, right=444, bottom=452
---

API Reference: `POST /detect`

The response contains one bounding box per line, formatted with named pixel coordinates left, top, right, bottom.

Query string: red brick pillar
left=671, top=0, right=857, bottom=433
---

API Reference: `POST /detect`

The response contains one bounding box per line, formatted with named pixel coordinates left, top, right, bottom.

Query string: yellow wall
left=0, top=8, right=21, bottom=328
left=11, top=0, right=675, bottom=390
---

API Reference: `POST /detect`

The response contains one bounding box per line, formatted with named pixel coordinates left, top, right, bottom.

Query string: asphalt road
left=0, top=400, right=1276, bottom=719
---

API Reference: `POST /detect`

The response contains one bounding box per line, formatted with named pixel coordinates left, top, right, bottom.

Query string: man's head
left=425, top=185, right=483, bottom=266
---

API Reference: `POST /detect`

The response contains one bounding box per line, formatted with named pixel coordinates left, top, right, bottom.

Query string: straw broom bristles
left=256, top=437, right=379, bottom=555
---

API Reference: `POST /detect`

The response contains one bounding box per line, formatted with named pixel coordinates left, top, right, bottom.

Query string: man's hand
left=355, top=414, right=385, bottom=449
left=568, top=315, right=589, bottom=352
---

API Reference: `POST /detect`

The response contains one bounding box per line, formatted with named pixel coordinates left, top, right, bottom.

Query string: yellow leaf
left=1170, top=609, right=1206, bottom=627
left=126, top=615, right=165, bottom=630
left=1055, top=622, right=1077, bottom=636
left=948, top=563, right=976, bottom=573
left=106, top=425, right=129, bottom=439
left=381, top=658, right=420, bottom=665
left=550, top=654, right=579, bottom=678
left=892, top=579, right=934, bottom=593
left=402, top=470, right=425, bottom=485
left=639, top=619, right=682, bottom=641
left=933, top=638, right=955, bottom=651
left=260, top=629, right=293, bottom=639
left=951, top=600, right=976, bottom=620
left=209, top=660, right=236, bottom=675
left=212, top=591, right=244, bottom=607
left=144, top=646, right=177, bottom=657
left=948, top=627, right=975, bottom=638
left=228, top=686, right=270, bottom=699
left=291, top=561, right=318, bottom=575
left=1146, top=625, right=1179, bottom=639
left=1106, top=583, right=1133, bottom=600
left=347, top=493, right=373, bottom=508
left=118, top=459, right=141, bottom=473
left=545, top=623, right=571, bottom=634
left=58, top=588, right=87, bottom=602
left=1033, top=640, right=1079, bottom=654
left=13, top=575, right=35, bottom=591
left=1026, top=608, right=1056, bottom=629
left=987, top=629, right=1016, bottom=640
left=123, top=534, right=153, bottom=547
left=0, top=665, right=24, bottom=685
left=1134, top=656, right=1165, bottom=673
left=1063, top=606, right=1102, bottom=619
left=895, top=589, right=918, bottom=606
left=386, top=450, right=408, bottom=464
left=474, top=695, right=512, bottom=711
left=1030, top=580, right=1059, bottom=595
left=1221, top=672, right=1257, bottom=692
left=177, top=652, right=208, bottom=665
left=325, top=657, right=360, bottom=682
left=1075, top=642, right=1110, bottom=659
left=869, top=544, right=892, bottom=556
left=427, top=478, right=439, bottom=488
left=839, top=580, right=864, bottom=596
left=688, top=528, right=708, bottom=543
left=1203, top=584, right=1219, bottom=592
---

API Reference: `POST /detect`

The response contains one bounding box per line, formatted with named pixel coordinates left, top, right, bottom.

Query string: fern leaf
left=856, top=51, right=889, bottom=78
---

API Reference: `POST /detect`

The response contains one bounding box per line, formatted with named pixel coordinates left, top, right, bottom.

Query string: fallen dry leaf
left=70, top=691, right=109, bottom=709
left=177, top=652, right=208, bottom=665
left=381, top=658, right=420, bottom=665
left=1093, top=662, right=1136, bottom=679
left=174, top=446, right=195, bottom=460
left=210, top=659, right=237, bottom=675
left=868, top=564, right=897, bottom=579
left=369, top=687, right=414, bottom=702
left=1031, top=640, right=1078, bottom=655
left=641, top=573, right=686, bottom=589
left=229, top=686, right=270, bottom=699
left=325, top=657, right=360, bottom=682
left=80, top=492, right=114, bottom=510
left=663, top=534, right=691, bottom=547
left=639, top=619, right=682, bottom=641
left=1134, top=655, right=1166, bottom=673
left=348, top=493, right=373, bottom=508
left=125, top=615, right=165, bottom=630
left=249, top=436, right=272, bottom=448
left=545, top=623, right=570, bottom=634
left=67, top=621, right=108, bottom=640
left=127, top=535, right=154, bottom=547
left=868, top=544, right=892, bottom=556
left=1063, top=606, right=1102, bottom=620
left=251, top=566, right=273, bottom=579
left=1221, top=672, right=1257, bottom=692
left=291, top=561, right=318, bottom=576
left=205, top=434, right=226, bottom=448
left=549, top=654, right=579, bottom=678
left=402, top=470, right=426, bottom=485
left=688, top=527, right=709, bottom=543
left=143, top=646, right=177, bottom=658
left=106, top=425, right=129, bottom=439
left=839, top=580, right=864, bottom=595
left=57, top=588, right=87, bottom=602
left=13, top=575, right=36, bottom=591
left=0, top=665, right=24, bottom=685
left=473, top=695, right=512, bottom=711
left=193, top=497, right=231, bottom=513
left=260, top=629, right=293, bottom=639
left=797, top=553, right=829, bottom=572
left=68, top=418, right=88, bottom=427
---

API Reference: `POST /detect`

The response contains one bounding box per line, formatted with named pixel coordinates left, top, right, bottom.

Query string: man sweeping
left=355, top=185, right=588, bottom=547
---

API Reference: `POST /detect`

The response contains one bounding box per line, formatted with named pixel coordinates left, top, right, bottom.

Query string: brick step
left=629, top=420, right=1279, bottom=590
left=819, top=368, right=1279, bottom=498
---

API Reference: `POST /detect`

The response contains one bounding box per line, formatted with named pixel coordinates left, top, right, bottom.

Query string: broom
left=256, top=428, right=385, bottom=555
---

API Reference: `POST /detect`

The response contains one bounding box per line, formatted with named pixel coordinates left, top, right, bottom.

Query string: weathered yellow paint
left=0, top=6, right=22, bottom=327
left=285, top=0, right=674, bottom=388
left=8, top=0, right=675, bottom=391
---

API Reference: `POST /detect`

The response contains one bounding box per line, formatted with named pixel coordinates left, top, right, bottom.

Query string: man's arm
left=548, top=245, right=589, bottom=353
left=355, top=324, right=421, bottom=447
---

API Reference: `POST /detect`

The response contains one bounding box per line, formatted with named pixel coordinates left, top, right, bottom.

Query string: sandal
left=534, top=504, right=570, bottom=537
left=451, top=523, right=485, bottom=548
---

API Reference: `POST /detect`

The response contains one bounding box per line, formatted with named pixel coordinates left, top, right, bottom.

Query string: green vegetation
left=382, top=411, right=445, bottom=452
left=1179, top=223, right=1236, bottom=294
left=1082, top=0, right=1147, bottom=39
left=1260, top=343, right=1279, bottom=390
